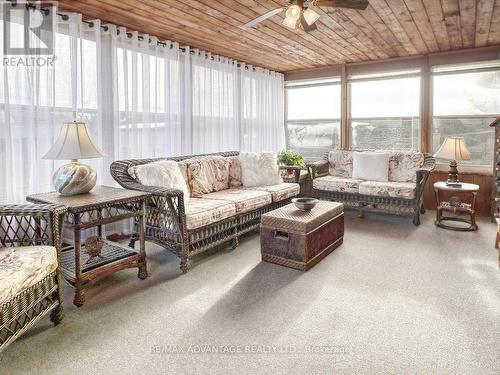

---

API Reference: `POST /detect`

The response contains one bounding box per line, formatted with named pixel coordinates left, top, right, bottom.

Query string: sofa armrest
left=415, top=154, right=436, bottom=200
left=306, top=160, right=329, bottom=179
left=116, top=180, right=187, bottom=235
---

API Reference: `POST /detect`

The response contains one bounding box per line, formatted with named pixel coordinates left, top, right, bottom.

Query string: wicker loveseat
left=308, top=150, right=435, bottom=226
left=1, top=204, right=66, bottom=352
left=111, top=151, right=300, bottom=273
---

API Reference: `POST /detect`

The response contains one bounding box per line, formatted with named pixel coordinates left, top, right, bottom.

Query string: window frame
left=347, top=70, right=422, bottom=152
left=430, top=62, right=500, bottom=169
left=284, top=78, right=342, bottom=160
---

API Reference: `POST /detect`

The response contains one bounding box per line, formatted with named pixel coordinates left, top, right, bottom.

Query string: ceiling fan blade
left=314, top=0, right=369, bottom=10
left=240, top=7, right=285, bottom=29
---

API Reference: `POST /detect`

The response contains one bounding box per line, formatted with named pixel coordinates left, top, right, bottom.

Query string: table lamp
left=43, top=114, right=106, bottom=196
left=434, top=137, right=471, bottom=185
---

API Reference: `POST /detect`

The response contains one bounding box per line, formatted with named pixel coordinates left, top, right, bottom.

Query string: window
left=349, top=70, right=421, bottom=151
left=285, top=79, right=341, bottom=158
left=432, top=61, right=500, bottom=166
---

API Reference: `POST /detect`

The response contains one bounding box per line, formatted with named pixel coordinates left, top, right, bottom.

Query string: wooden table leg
left=137, top=201, right=148, bottom=280
left=434, top=188, right=441, bottom=226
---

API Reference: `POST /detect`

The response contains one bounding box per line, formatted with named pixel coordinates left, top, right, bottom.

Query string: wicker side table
left=434, top=182, right=479, bottom=231
left=27, top=186, right=151, bottom=306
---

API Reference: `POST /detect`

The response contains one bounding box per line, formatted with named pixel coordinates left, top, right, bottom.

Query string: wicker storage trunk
left=260, top=201, right=344, bottom=271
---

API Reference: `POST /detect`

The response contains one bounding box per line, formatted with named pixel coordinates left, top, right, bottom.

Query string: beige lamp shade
left=43, top=121, right=106, bottom=160
left=434, top=137, right=471, bottom=161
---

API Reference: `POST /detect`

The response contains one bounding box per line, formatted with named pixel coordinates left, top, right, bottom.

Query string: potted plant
left=277, top=150, right=305, bottom=176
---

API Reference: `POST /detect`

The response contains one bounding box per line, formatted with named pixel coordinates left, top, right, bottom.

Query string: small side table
left=27, top=186, right=151, bottom=306
left=434, top=181, right=479, bottom=231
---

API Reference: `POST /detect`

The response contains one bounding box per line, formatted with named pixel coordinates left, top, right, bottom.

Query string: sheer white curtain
left=240, top=66, right=285, bottom=151
left=0, top=10, right=285, bottom=205
left=103, top=26, right=183, bottom=163
left=0, top=12, right=102, bottom=202
left=190, top=50, right=240, bottom=153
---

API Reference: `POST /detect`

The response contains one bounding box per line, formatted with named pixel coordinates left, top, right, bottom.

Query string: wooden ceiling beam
left=422, top=0, right=451, bottom=51
left=476, top=0, right=495, bottom=46
left=385, top=0, right=430, bottom=54
left=402, top=0, right=440, bottom=52
left=441, top=0, right=464, bottom=49
left=486, top=0, right=500, bottom=45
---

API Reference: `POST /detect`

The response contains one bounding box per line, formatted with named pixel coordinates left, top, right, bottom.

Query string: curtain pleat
left=0, top=12, right=285, bottom=216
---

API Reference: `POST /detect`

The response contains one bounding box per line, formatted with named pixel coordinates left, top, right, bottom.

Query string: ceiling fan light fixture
left=303, top=8, right=320, bottom=26
left=282, top=15, right=298, bottom=29
left=285, top=4, right=301, bottom=21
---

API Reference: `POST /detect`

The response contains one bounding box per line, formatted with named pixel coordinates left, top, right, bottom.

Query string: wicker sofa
left=0, top=204, right=66, bottom=352
left=111, top=151, right=300, bottom=273
left=308, top=150, right=435, bottom=226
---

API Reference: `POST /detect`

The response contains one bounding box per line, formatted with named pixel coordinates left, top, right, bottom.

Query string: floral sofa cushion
left=200, top=188, right=272, bottom=213
left=0, top=245, right=58, bottom=305
left=248, top=183, right=300, bottom=202
left=184, top=198, right=236, bottom=230
left=184, top=156, right=231, bottom=197
left=328, top=150, right=353, bottom=178
left=313, top=176, right=363, bottom=194
left=388, top=152, right=424, bottom=183
left=228, top=156, right=242, bottom=188
left=359, top=181, right=416, bottom=199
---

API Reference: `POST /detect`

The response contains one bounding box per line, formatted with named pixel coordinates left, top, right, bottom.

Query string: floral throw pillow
left=186, top=156, right=230, bottom=197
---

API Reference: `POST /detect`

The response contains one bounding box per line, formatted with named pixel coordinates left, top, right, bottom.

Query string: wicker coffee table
left=27, top=186, right=151, bottom=306
left=260, top=201, right=344, bottom=271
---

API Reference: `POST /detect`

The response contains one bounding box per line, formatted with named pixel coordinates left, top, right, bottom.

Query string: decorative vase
left=52, top=160, right=97, bottom=196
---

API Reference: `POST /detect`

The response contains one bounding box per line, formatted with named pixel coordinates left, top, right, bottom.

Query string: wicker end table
left=434, top=181, right=479, bottom=231
left=260, top=201, right=344, bottom=271
left=27, top=186, right=151, bottom=306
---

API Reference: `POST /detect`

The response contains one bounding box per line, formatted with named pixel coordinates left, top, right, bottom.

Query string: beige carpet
left=1, top=211, right=499, bottom=375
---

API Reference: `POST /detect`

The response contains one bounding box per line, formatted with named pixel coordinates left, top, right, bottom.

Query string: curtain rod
left=7, top=0, right=266, bottom=72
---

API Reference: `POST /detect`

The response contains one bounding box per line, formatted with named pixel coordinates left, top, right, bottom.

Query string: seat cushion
left=389, top=152, right=424, bottom=182
left=247, top=183, right=300, bottom=202
left=359, top=181, right=416, bottom=199
left=184, top=198, right=236, bottom=230
left=313, top=176, right=363, bottom=194
left=200, top=189, right=272, bottom=213
left=0, top=246, right=58, bottom=305
left=328, top=150, right=353, bottom=178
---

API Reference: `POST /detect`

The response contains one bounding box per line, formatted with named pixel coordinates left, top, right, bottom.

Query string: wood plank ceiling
left=57, top=0, right=500, bottom=72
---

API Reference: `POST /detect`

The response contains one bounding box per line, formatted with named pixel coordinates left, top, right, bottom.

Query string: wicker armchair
left=0, top=204, right=66, bottom=352
left=111, top=151, right=300, bottom=273
left=308, top=153, right=435, bottom=226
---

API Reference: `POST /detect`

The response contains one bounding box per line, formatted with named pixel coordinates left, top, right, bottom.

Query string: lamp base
left=53, top=160, right=96, bottom=196
left=447, top=159, right=460, bottom=184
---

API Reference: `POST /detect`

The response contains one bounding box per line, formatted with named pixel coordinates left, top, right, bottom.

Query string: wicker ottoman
left=260, top=201, right=344, bottom=271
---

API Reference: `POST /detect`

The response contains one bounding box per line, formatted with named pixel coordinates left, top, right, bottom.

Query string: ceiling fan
left=240, top=0, right=369, bottom=33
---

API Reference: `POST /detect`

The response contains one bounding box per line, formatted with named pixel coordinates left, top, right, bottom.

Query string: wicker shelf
left=61, top=240, right=139, bottom=280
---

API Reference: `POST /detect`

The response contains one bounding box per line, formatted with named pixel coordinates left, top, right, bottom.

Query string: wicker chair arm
left=415, top=155, right=436, bottom=201
left=0, top=204, right=67, bottom=249
left=417, top=155, right=436, bottom=174
left=306, top=160, right=329, bottom=179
